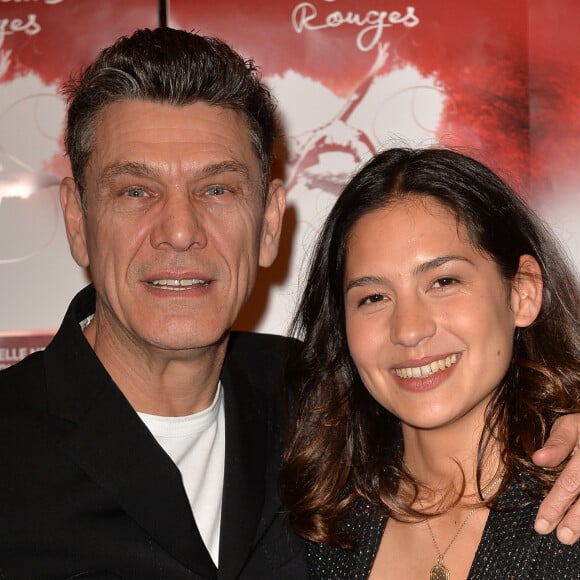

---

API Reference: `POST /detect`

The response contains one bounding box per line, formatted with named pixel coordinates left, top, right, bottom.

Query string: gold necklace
left=424, top=474, right=503, bottom=580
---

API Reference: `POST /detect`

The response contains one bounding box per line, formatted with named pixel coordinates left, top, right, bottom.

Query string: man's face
left=61, top=100, right=284, bottom=356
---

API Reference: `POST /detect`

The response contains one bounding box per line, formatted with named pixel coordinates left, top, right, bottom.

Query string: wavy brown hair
left=281, top=147, right=580, bottom=547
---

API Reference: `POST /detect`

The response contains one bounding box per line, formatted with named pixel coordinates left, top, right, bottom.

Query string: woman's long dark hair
left=281, top=147, right=580, bottom=547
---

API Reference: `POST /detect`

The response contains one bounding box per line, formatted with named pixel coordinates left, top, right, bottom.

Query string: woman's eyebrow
left=345, top=275, right=388, bottom=293
left=414, top=255, right=473, bottom=275
left=344, top=256, right=474, bottom=293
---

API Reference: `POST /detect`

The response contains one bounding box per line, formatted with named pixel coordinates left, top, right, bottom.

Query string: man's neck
left=83, top=319, right=228, bottom=416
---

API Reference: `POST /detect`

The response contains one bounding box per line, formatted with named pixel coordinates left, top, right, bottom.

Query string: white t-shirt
left=138, top=383, right=225, bottom=565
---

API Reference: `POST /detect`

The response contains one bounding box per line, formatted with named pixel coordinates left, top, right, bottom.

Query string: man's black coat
left=0, top=285, right=306, bottom=579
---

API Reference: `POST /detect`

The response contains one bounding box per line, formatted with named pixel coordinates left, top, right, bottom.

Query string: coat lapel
left=217, top=337, right=273, bottom=580
left=57, top=385, right=216, bottom=577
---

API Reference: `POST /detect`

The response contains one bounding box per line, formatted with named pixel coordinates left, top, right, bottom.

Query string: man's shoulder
left=227, top=331, right=299, bottom=356
left=0, top=351, right=48, bottom=428
left=223, top=331, right=299, bottom=393
left=0, top=350, right=45, bottom=390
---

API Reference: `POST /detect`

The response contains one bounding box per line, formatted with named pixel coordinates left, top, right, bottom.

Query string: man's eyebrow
left=98, top=160, right=252, bottom=189
left=199, top=160, right=252, bottom=179
left=98, top=161, right=159, bottom=188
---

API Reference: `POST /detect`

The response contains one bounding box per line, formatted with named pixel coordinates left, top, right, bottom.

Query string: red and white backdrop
left=1, top=0, right=578, bottom=368
left=0, top=0, right=158, bottom=368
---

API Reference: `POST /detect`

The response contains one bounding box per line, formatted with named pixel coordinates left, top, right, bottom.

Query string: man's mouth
left=394, top=354, right=458, bottom=379
left=149, top=278, right=210, bottom=291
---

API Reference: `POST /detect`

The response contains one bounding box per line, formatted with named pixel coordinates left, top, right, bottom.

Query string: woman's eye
left=433, top=277, right=457, bottom=288
left=359, top=293, right=385, bottom=306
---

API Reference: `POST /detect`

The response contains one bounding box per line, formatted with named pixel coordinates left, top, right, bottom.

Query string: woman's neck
left=400, top=417, right=502, bottom=507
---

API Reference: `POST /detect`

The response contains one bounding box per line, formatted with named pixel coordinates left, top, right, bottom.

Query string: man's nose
left=150, top=194, right=208, bottom=251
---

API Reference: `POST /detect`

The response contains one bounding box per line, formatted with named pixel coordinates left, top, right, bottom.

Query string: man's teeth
left=395, top=354, right=458, bottom=379
left=150, top=279, right=208, bottom=290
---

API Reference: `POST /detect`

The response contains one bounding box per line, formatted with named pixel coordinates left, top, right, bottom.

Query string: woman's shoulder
left=306, top=498, right=386, bottom=580
left=470, top=477, right=580, bottom=579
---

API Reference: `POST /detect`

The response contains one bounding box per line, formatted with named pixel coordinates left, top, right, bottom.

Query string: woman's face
left=343, top=197, right=534, bottom=433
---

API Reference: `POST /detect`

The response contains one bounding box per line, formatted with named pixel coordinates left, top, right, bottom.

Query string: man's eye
left=124, top=187, right=147, bottom=198
left=206, top=185, right=228, bottom=196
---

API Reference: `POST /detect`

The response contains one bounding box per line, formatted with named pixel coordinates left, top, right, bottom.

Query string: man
left=0, top=28, right=301, bottom=579
left=0, top=26, right=578, bottom=579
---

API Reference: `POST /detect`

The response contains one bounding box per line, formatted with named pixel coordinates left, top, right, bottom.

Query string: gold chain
left=424, top=473, right=503, bottom=579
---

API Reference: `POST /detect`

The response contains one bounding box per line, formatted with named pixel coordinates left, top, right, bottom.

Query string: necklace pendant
left=430, top=562, right=450, bottom=580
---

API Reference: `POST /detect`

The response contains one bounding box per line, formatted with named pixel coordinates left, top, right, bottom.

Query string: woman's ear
left=511, top=254, right=543, bottom=328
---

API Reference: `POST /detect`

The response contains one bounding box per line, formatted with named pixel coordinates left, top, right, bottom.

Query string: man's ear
left=259, top=178, right=286, bottom=268
left=60, top=177, right=90, bottom=268
left=512, top=254, right=543, bottom=328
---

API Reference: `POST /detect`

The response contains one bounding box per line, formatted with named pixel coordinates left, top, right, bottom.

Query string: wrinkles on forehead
left=96, top=160, right=253, bottom=190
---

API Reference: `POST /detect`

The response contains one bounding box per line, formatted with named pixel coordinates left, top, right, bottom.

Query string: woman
left=282, top=147, right=580, bottom=578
